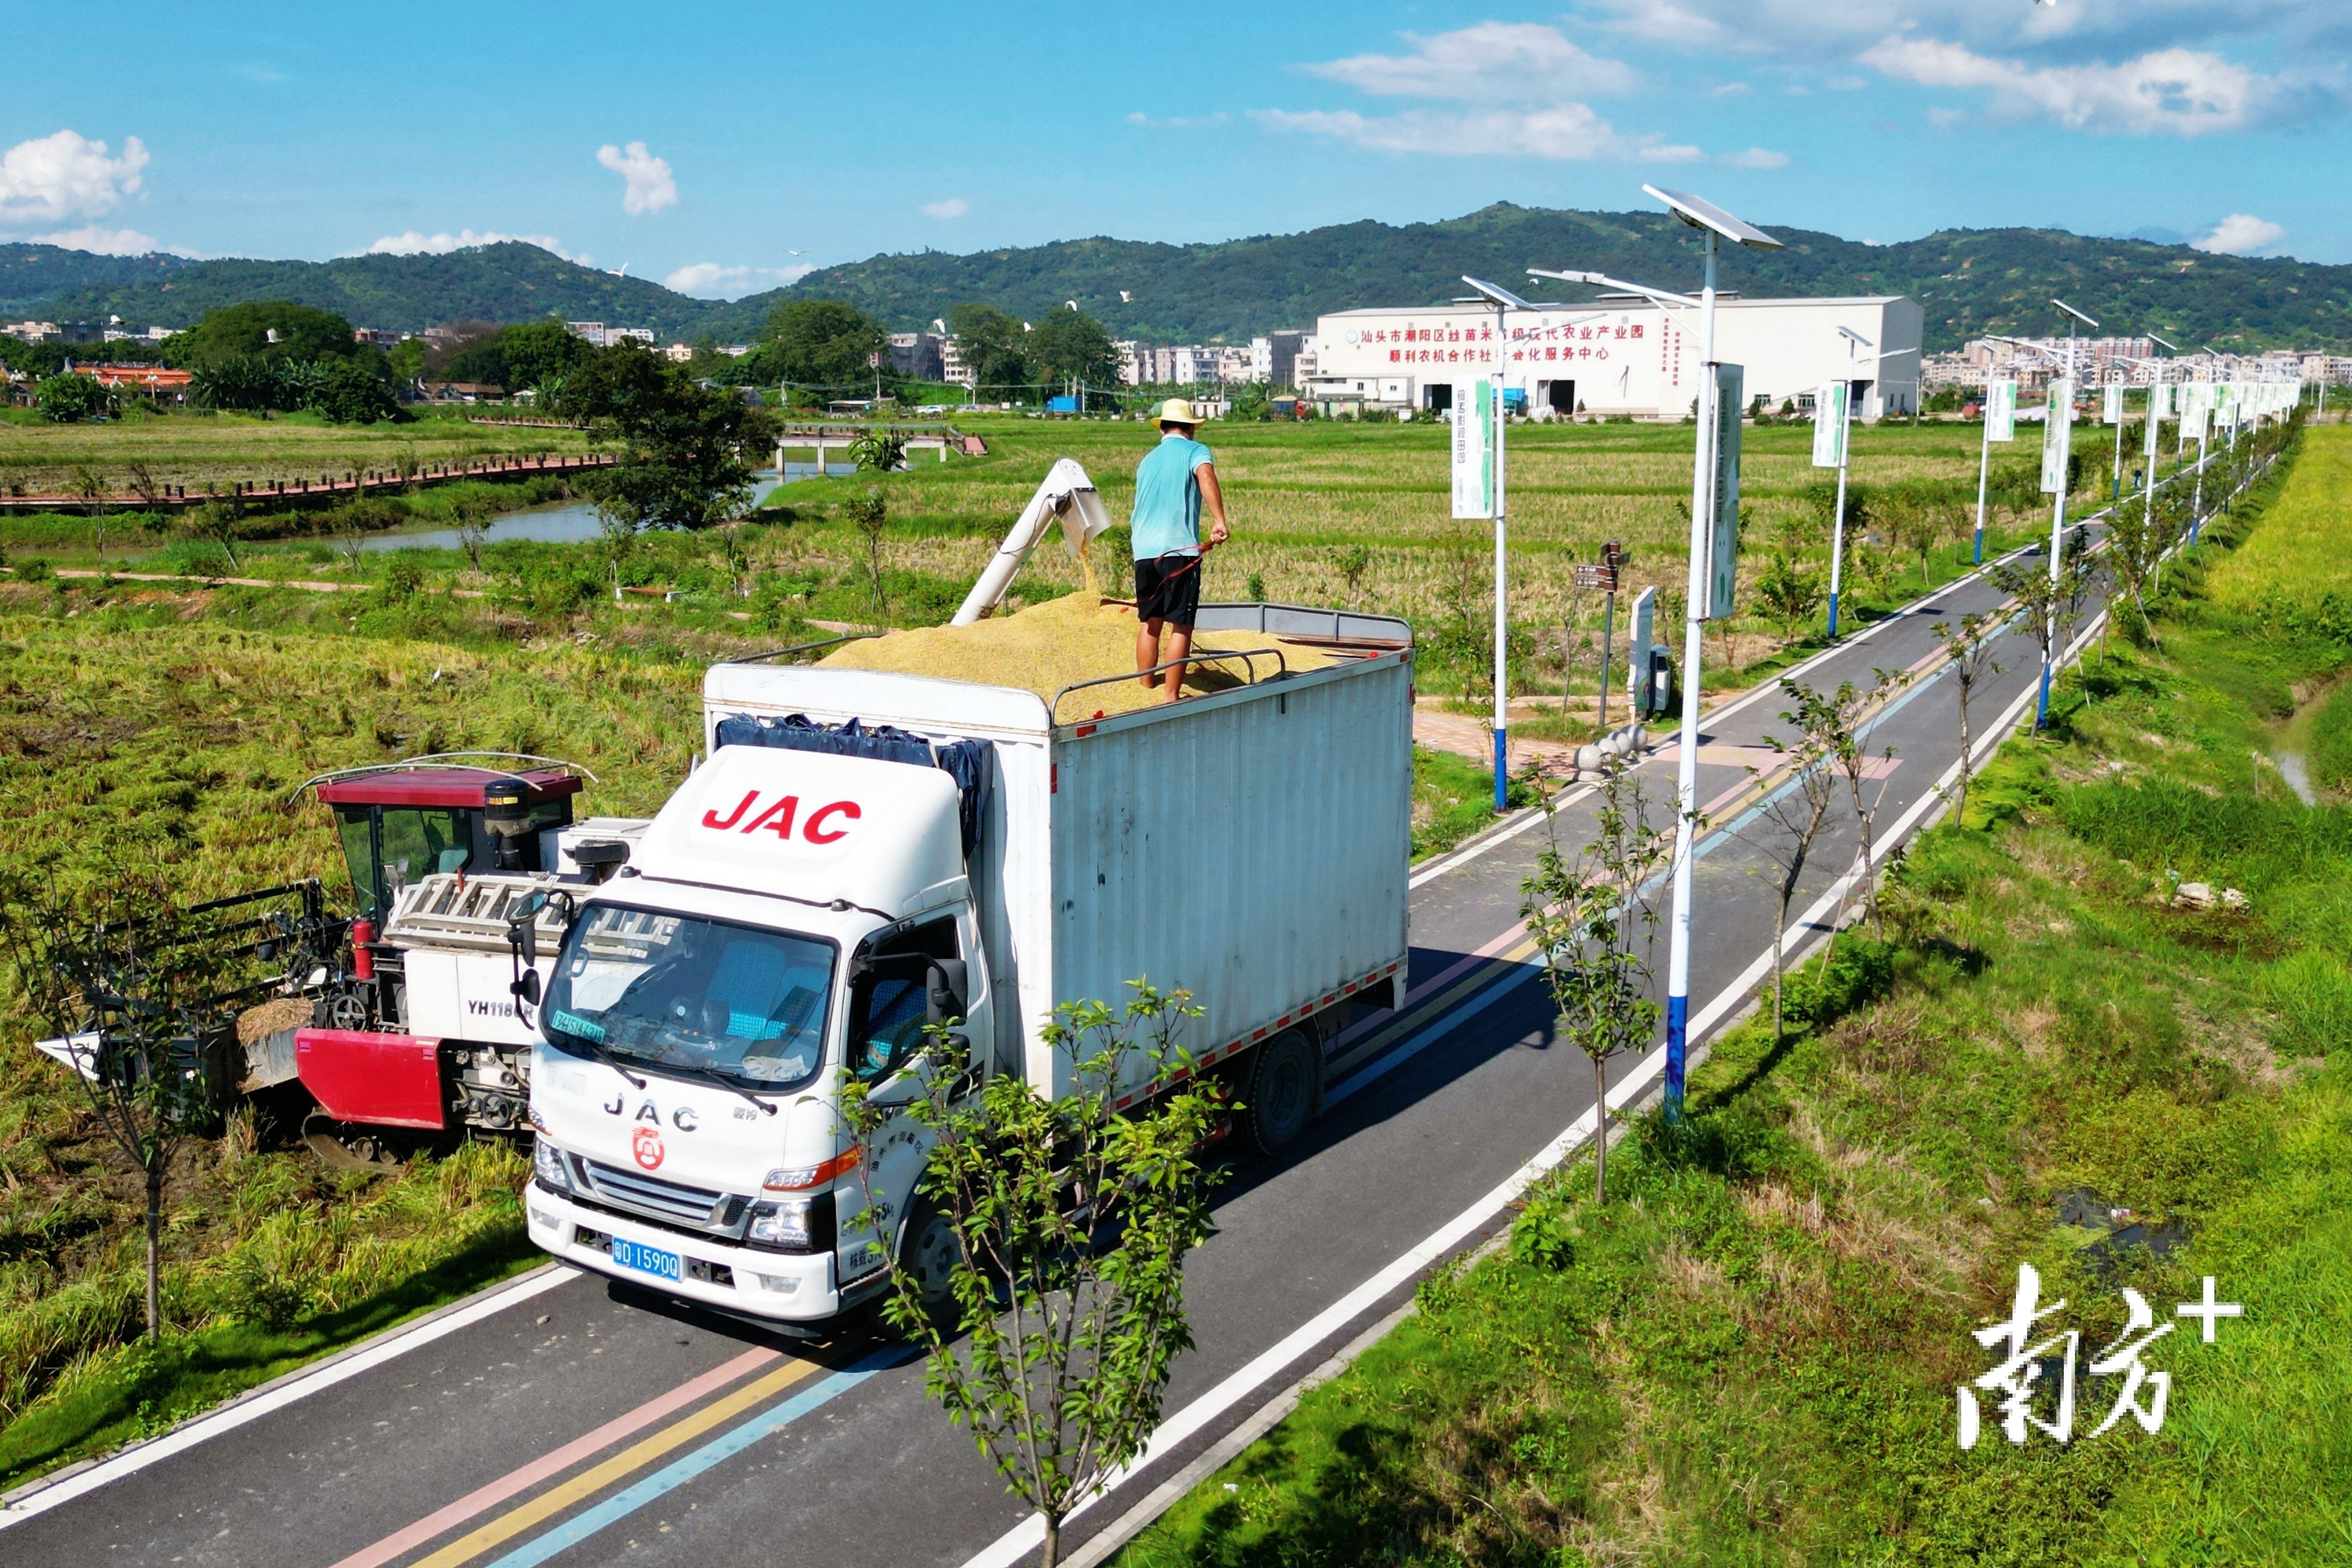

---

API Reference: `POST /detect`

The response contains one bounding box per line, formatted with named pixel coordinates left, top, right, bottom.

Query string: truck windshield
left=541, top=904, right=836, bottom=1091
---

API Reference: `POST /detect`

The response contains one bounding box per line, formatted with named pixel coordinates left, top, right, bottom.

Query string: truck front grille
left=577, top=1158, right=730, bottom=1227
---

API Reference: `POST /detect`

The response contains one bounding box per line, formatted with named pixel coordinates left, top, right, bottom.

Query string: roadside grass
left=1117, top=426, right=2346, bottom=1567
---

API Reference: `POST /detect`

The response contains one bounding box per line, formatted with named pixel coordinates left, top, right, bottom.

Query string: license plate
left=610, top=1237, right=681, bottom=1282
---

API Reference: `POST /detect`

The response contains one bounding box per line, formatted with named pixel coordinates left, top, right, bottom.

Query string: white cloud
left=362, top=229, right=592, bottom=264
left=1303, top=22, right=1640, bottom=100
left=596, top=141, right=677, bottom=215
left=2192, top=213, right=2286, bottom=254
left=1861, top=37, right=2276, bottom=135
left=29, top=225, right=161, bottom=255
left=921, top=197, right=970, bottom=219
left=1588, top=0, right=2340, bottom=60
left=1254, top=104, right=1696, bottom=162
left=1719, top=146, right=1790, bottom=167
left=0, top=130, right=149, bottom=225
left=660, top=261, right=817, bottom=298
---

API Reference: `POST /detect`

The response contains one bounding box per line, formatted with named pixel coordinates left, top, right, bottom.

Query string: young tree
left=847, top=488, right=890, bottom=614
left=1518, top=768, right=1668, bottom=1205
left=1753, top=548, right=1824, bottom=640
left=1336, top=543, right=1371, bottom=608
left=1741, top=703, right=1840, bottom=1045
left=1931, top=614, right=2003, bottom=822
left=1780, top=673, right=1901, bottom=939
left=842, top=984, right=1222, bottom=1568
left=452, top=494, right=492, bottom=572
left=848, top=429, right=908, bottom=474
left=0, top=870, right=242, bottom=1339
left=181, top=500, right=245, bottom=573
left=566, top=345, right=779, bottom=530
left=1989, top=542, right=2095, bottom=733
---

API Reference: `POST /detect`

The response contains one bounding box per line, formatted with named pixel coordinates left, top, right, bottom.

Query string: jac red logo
left=632, top=1126, right=665, bottom=1171
left=699, top=790, right=862, bottom=845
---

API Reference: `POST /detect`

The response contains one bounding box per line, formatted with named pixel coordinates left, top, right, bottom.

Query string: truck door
left=838, top=916, right=982, bottom=1289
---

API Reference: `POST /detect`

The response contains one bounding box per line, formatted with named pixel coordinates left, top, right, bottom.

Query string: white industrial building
left=1303, top=295, right=1923, bottom=422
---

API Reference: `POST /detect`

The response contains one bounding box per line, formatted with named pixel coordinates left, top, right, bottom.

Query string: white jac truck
left=522, top=602, right=1413, bottom=1326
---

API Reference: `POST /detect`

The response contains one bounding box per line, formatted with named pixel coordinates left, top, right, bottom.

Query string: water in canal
left=362, top=467, right=841, bottom=552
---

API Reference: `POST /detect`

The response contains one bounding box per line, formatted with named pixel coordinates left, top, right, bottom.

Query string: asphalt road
left=1, top=448, right=2266, bottom=1568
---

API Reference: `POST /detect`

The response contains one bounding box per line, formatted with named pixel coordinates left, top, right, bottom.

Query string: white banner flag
left=2103, top=384, right=2125, bottom=426
left=1985, top=380, right=2017, bottom=443
left=2041, top=378, right=2074, bottom=495
left=1707, top=364, right=1744, bottom=620
left=1450, top=377, right=1494, bottom=519
left=1811, top=382, right=1847, bottom=467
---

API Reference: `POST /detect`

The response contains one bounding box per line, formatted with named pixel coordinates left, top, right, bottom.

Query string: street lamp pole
left=1537, top=186, right=1783, bottom=1122
left=1824, top=327, right=1879, bottom=638
left=1458, top=276, right=1544, bottom=813
left=2035, top=299, right=2096, bottom=730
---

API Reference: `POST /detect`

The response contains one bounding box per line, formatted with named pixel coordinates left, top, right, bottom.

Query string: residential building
left=1306, top=295, right=1923, bottom=420
left=562, top=321, right=654, bottom=349
left=939, top=335, right=972, bottom=387
left=887, top=331, right=946, bottom=383
left=663, top=342, right=695, bottom=363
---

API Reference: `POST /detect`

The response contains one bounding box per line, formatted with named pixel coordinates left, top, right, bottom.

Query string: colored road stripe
left=406, top=1356, right=822, bottom=1568
left=327, top=1346, right=779, bottom=1568
left=478, top=1350, right=902, bottom=1568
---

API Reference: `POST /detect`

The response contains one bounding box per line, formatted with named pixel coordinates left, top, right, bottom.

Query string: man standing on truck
left=1131, top=397, right=1230, bottom=703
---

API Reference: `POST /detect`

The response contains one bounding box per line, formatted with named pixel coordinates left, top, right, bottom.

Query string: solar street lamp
left=1457, top=275, right=1540, bottom=810
left=1819, top=326, right=1883, bottom=639
left=2034, top=299, right=2097, bottom=730
left=1539, top=184, right=1783, bottom=1123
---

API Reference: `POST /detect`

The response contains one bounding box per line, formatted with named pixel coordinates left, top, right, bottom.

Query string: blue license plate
left=610, top=1237, right=681, bottom=1282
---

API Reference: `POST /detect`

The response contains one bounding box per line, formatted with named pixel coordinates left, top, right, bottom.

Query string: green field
left=0, top=409, right=2104, bottom=710
left=1116, top=427, right=2352, bottom=1568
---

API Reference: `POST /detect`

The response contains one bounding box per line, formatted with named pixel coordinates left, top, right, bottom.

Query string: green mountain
left=8, top=206, right=2347, bottom=353
left=15, top=242, right=716, bottom=338
left=722, top=204, right=2352, bottom=352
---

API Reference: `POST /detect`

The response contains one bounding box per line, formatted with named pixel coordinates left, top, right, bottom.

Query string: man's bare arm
left=1196, top=461, right=1230, bottom=548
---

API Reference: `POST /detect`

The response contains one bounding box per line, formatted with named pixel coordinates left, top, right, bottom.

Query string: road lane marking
left=406, top=1356, right=824, bottom=1568
left=327, top=1345, right=780, bottom=1568
left=956, top=572, right=2122, bottom=1568
left=0, top=1266, right=579, bottom=1531
left=475, top=1349, right=904, bottom=1568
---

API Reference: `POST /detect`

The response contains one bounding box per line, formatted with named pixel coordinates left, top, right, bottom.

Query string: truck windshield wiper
left=646, top=1058, right=778, bottom=1116
left=555, top=1030, right=647, bottom=1090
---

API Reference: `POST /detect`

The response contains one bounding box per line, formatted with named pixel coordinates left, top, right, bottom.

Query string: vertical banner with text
left=1707, top=363, right=1744, bottom=620
left=1811, top=381, right=1848, bottom=468
left=2041, top=377, right=2075, bottom=495
left=1451, top=377, right=1495, bottom=519
left=1986, top=380, right=2017, bottom=443
left=2103, top=384, right=2126, bottom=426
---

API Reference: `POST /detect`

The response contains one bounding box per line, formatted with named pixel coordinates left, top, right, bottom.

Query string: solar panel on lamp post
left=1457, top=275, right=1539, bottom=812
left=1534, top=183, right=1783, bottom=1125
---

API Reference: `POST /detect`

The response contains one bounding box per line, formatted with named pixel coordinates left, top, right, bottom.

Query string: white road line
left=0, top=1266, right=580, bottom=1528
left=956, top=586, right=2099, bottom=1568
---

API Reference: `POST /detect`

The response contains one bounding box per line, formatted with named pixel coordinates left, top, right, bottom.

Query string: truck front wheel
left=897, top=1199, right=961, bottom=1325
left=1241, top=1030, right=1320, bottom=1156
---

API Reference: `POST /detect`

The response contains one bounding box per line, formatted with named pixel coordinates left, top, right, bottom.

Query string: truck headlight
left=747, top=1191, right=835, bottom=1254
left=533, top=1138, right=572, bottom=1193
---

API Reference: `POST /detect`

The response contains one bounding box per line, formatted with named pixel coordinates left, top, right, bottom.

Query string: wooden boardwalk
left=0, top=451, right=616, bottom=516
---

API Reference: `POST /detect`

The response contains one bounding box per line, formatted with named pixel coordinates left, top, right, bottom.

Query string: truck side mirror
left=926, top=960, right=968, bottom=1025
left=511, top=970, right=542, bottom=1006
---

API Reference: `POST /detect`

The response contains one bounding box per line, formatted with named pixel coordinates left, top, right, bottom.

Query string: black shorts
left=1133, top=553, right=1202, bottom=626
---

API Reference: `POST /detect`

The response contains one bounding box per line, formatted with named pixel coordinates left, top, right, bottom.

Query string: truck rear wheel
left=1241, top=1030, right=1319, bottom=1156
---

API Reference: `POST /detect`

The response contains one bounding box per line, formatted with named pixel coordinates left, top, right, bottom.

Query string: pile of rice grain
left=818, top=591, right=1334, bottom=718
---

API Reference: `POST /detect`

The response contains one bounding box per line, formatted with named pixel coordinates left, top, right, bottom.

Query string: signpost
left=1576, top=542, right=1623, bottom=730
left=1975, top=379, right=2016, bottom=565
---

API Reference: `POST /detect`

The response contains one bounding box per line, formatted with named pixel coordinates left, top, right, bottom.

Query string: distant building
left=1250, top=330, right=1310, bottom=389
left=888, top=331, right=946, bottom=382
left=563, top=321, right=654, bottom=349
left=420, top=380, right=505, bottom=403
left=663, top=342, right=694, bottom=363
left=5, top=321, right=60, bottom=342
left=1306, top=295, right=1922, bottom=420
left=939, top=335, right=972, bottom=387
left=352, top=327, right=411, bottom=348
left=79, top=365, right=194, bottom=404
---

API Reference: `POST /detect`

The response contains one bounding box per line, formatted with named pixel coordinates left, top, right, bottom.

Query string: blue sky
left=2, top=1, right=2347, bottom=294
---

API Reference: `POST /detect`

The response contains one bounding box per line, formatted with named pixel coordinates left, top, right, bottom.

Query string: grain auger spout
left=950, top=457, right=1115, bottom=625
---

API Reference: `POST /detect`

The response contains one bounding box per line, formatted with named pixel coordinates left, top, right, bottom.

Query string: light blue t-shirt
left=1130, top=435, right=1214, bottom=560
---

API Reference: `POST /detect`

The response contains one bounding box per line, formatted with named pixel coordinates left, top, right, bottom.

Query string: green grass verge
left=1118, top=422, right=2348, bottom=1566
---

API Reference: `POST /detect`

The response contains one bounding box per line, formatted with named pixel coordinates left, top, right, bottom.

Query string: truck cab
left=523, top=743, right=991, bottom=1322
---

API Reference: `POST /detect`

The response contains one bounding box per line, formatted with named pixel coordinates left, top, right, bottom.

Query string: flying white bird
left=1119, top=290, right=1133, bottom=303
left=1064, top=300, right=1079, bottom=310
left=786, top=249, right=808, bottom=257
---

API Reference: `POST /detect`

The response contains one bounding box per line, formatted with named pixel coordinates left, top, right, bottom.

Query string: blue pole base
left=1493, top=726, right=1509, bottom=813
left=1972, top=528, right=1983, bottom=566
left=1826, top=591, right=1840, bottom=640
left=1663, top=991, right=1688, bottom=1123
left=2035, top=661, right=2053, bottom=730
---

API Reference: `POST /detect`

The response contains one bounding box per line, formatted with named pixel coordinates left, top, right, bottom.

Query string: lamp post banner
left=1707, top=362, right=1744, bottom=620
left=1811, top=381, right=1847, bottom=467
left=1986, top=380, right=2017, bottom=443
left=2041, top=377, right=2074, bottom=496
left=2149, top=382, right=2172, bottom=421
left=1451, top=376, right=1495, bottom=519
left=1628, top=585, right=1656, bottom=711
left=2103, top=384, right=2126, bottom=426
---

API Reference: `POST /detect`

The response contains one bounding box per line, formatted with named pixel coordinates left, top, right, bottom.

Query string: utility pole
left=2035, top=299, right=2095, bottom=730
